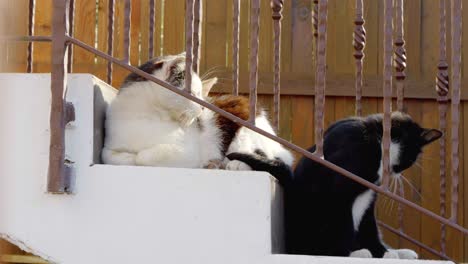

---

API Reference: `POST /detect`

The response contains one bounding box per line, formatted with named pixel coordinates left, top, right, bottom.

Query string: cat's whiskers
left=384, top=176, right=397, bottom=214
left=413, top=161, right=423, bottom=169
left=417, top=155, right=437, bottom=162
left=200, top=66, right=226, bottom=80
left=400, top=174, right=423, bottom=200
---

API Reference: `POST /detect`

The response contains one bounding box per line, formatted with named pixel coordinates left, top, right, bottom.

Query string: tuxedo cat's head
left=121, top=52, right=217, bottom=126
left=387, top=112, right=442, bottom=173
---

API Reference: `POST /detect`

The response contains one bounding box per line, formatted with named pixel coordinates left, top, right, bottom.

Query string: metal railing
left=9, top=0, right=465, bottom=261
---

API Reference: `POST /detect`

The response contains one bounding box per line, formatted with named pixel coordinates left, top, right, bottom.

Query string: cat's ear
left=421, top=128, right=443, bottom=145
left=202, top=77, right=217, bottom=97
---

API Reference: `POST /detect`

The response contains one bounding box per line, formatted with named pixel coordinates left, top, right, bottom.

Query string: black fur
left=226, top=151, right=293, bottom=183
left=287, top=112, right=442, bottom=257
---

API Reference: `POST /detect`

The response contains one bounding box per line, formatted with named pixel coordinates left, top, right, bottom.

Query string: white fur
left=390, top=249, right=418, bottom=259
left=349, top=249, right=373, bottom=258
left=224, top=111, right=294, bottom=170
left=377, top=142, right=401, bottom=182
left=102, top=55, right=294, bottom=170
left=351, top=189, right=374, bottom=231
left=102, top=55, right=223, bottom=168
left=351, top=142, right=401, bottom=231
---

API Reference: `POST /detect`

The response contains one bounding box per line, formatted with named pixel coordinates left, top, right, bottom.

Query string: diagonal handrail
left=66, top=35, right=468, bottom=236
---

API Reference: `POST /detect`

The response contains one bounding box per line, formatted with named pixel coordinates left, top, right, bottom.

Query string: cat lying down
left=102, top=53, right=293, bottom=179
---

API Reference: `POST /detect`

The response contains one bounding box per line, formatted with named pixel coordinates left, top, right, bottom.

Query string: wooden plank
left=214, top=73, right=468, bottom=101
left=203, top=1, right=228, bottom=72
left=163, top=0, right=185, bottom=55
left=464, top=102, right=468, bottom=260
left=72, top=0, right=96, bottom=73
left=290, top=0, right=313, bottom=76
left=140, top=0, right=150, bottom=61
left=96, top=0, right=109, bottom=82
left=1, top=254, right=48, bottom=264
left=238, top=0, right=251, bottom=76
left=333, top=97, right=355, bottom=120
left=130, top=0, right=141, bottom=66
left=139, top=0, right=163, bottom=61
left=0, top=239, right=23, bottom=256
left=445, top=101, right=464, bottom=261
left=420, top=100, right=442, bottom=259
left=4, top=0, right=28, bottom=72
left=111, top=0, right=127, bottom=87
left=399, top=99, right=423, bottom=254
left=279, top=96, right=293, bottom=141
left=333, top=0, right=354, bottom=74
left=33, top=0, right=53, bottom=73
left=420, top=0, right=439, bottom=79
left=258, top=0, right=273, bottom=73
left=362, top=0, right=379, bottom=76
left=291, top=96, right=314, bottom=163
left=404, top=0, right=422, bottom=79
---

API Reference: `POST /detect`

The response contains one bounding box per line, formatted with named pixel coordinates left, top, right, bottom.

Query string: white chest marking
left=352, top=189, right=374, bottom=231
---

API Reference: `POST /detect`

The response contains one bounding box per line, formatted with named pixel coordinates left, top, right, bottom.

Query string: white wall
left=0, top=74, right=453, bottom=264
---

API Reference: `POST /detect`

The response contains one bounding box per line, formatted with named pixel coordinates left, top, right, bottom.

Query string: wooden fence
left=2, top=0, right=468, bottom=261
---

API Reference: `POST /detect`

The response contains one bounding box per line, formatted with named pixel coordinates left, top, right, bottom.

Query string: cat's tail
left=226, top=152, right=292, bottom=185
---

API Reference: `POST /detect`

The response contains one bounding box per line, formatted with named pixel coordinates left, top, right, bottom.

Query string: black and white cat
left=230, top=112, right=442, bottom=259
left=102, top=53, right=293, bottom=176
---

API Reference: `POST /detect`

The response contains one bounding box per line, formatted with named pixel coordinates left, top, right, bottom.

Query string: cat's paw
left=101, top=148, right=136, bottom=165
left=203, top=159, right=225, bottom=169
left=349, top=249, right=372, bottom=258
left=225, top=160, right=252, bottom=171
left=391, top=249, right=418, bottom=259
left=383, top=250, right=400, bottom=259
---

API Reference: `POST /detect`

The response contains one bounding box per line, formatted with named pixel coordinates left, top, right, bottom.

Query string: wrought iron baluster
left=271, top=0, right=283, bottom=132
left=353, top=0, right=365, bottom=116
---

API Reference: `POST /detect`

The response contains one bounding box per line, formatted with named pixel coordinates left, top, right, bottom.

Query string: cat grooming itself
left=232, top=112, right=442, bottom=259
left=102, top=53, right=293, bottom=178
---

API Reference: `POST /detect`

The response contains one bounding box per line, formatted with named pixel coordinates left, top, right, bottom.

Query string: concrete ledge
left=0, top=74, right=282, bottom=263
left=0, top=74, right=454, bottom=264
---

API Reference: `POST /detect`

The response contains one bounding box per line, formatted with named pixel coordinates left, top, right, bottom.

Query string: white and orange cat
left=102, top=53, right=293, bottom=177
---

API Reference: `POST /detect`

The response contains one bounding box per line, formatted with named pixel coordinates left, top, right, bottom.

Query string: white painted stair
left=0, top=74, right=453, bottom=264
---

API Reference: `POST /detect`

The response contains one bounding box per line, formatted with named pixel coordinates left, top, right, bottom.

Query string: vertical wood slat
left=67, top=0, right=75, bottom=73
left=149, top=0, right=155, bottom=59
left=450, top=0, right=462, bottom=223
left=185, top=0, right=194, bottom=93
left=437, top=0, right=449, bottom=255
left=353, top=0, right=365, bottom=116
left=27, top=0, right=35, bottom=73
left=249, top=0, right=260, bottom=124
left=395, top=0, right=406, bottom=112
left=49, top=0, right=74, bottom=193
left=72, top=0, right=96, bottom=74
left=232, top=0, right=240, bottom=95
left=32, top=0, right=52, bottom=73
left=123, top=0, right=131, bottom=64
left=107, top=0, right=115, bottom=84
left=314, top=0, right=328, bottom=157
left=271, top=0, right=283, bottom=132
left=382, top=0, right=393, bottom=190
left=193, top=0, right=202, bottom=73
left=163, top=0, right=185, bottom=55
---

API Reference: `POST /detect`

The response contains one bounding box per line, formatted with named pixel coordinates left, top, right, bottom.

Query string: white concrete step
left=0, top=74, right=454, bottom=264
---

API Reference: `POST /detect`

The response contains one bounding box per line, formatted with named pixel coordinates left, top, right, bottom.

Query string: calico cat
left=102, top=53, right=293, bottom=176
left=230, top=112, right=442, bottom=259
